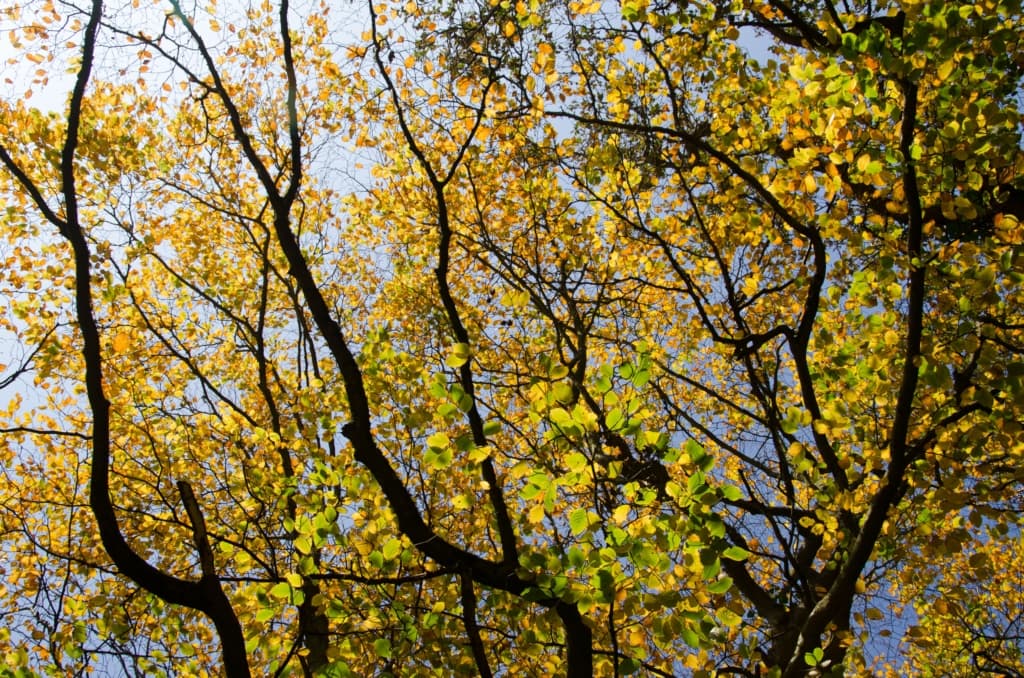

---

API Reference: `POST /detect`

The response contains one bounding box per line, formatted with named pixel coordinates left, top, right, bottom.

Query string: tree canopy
left=1, top=0, right=1022, bottom=674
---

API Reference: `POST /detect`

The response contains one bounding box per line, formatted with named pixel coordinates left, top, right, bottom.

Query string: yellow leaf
left=936, top=59, right=955, bottom=82
left=111, top=333, right=130, bottom=353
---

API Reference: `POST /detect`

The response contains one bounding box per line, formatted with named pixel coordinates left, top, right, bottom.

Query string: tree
left=0, top=0, right=1021, bottom=673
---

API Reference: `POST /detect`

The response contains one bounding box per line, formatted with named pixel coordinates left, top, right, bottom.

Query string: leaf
left=425, top=447, right=452, bottom=470
left=268, top=582, right=292, bottom=600
left=936, top=59, right=955, bottom=81
left=426, top=431, right=450, bottom=450
left=717, top=607, right=743, bottom=628
left=685, top=439, right=712, bottom=472
left=702, top=557, right=721, bottom=580
left=373, top=638, right=392, bottom=659
left=6, top=0, right=1021, bottom=673
left=721, top=546, right=750, bottom=561
left=111, top=333, right=131, bottom=352
left=382, top=538, right=403, bottom=560
left=445, top=342, right=471, bottom=368
left=618, top=657, right=641, bottom=674
left=707, top=576, right=733, bottom=594
left=680, top=625, right=702, bottom=648
left=781, top=406, right=804, bottom=434
left=294, top=535, right=313, bottom=555
left=719, top=484, right=742, bottom=501
left=569, top=508, right=589, bottom=535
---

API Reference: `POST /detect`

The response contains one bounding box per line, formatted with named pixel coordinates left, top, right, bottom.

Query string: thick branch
left=368, top=1, right=519, bottom=568
left=782, top=80, right=925, bottom=678
left=3, top=2, right=254, bottom=674
left=460, top=574, right=494, bottom=678
left=177, top=480, right=216, bottom=578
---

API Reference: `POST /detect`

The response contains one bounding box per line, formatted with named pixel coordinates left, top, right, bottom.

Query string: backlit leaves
left=0, top=0, right=1022, bottom=674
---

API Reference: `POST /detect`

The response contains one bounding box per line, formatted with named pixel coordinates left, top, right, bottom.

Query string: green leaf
left=565, top=451, right=589, bottom=473
left=686, top=439, right=713, bottom=471
left=631, top=367, right=650, bottom=388
left=373, top=638, right=392, bottom=659
left=426, top=431, right=450, bottom=450
left=522, top=586, right=552, bottom=602
left=425, top=447, right=453, bottom=470
left=717, top=607, right=743, bottom=628
left=618, top=657, right=641, bottom=674
left=569, top=508, right=589, bottom=535
left=781, top=406, right=803, bottom=434
left=622, top=0, right=642, bottom=21
left=721, top=546, right=751, bottom=561
left=445, top=342, right=471, bottom=367
left=269, top=582, right=292, bottom=600
left=707, top=576, right=734, bottom=594
left=549, top=407, right=573, bottom=427
left=719, top=484, right=743, bottom=501
left=382, top=538, right=403, bottom=560
left=680, top=625, right=702, bottom=648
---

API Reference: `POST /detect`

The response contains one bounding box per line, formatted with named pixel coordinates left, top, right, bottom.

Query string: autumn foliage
left=1, top=0, right=1022, bottom=674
